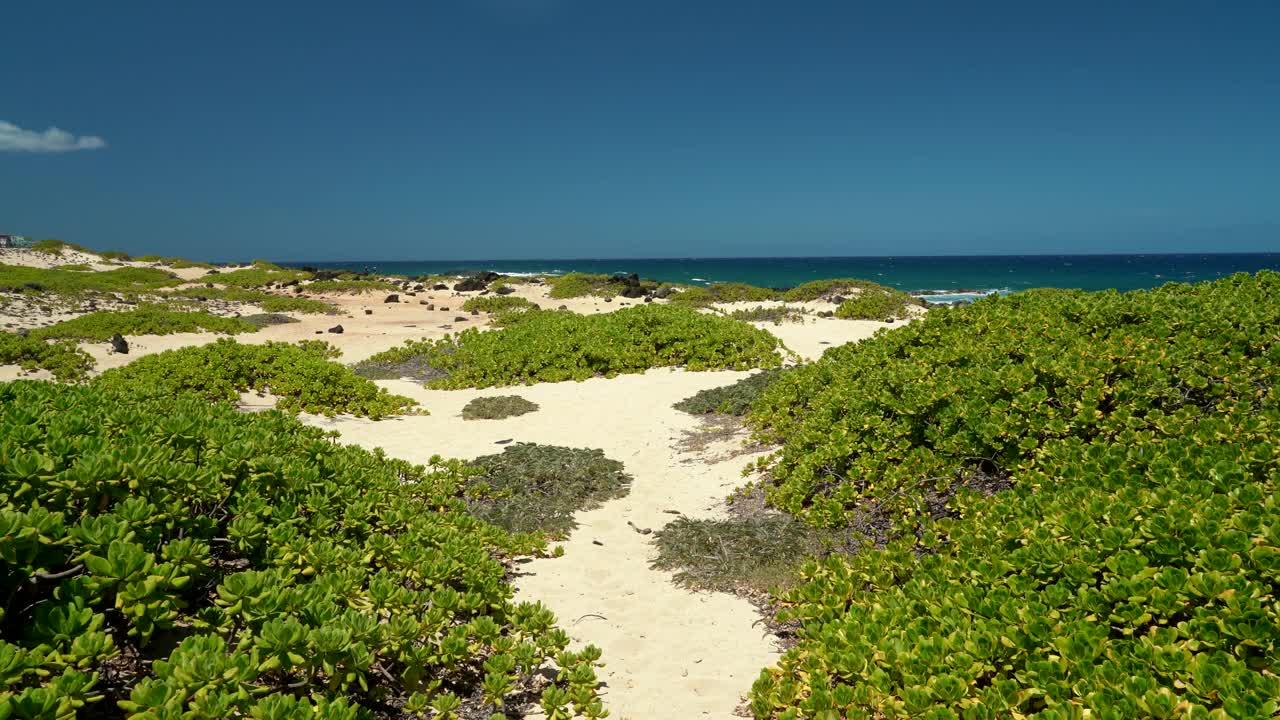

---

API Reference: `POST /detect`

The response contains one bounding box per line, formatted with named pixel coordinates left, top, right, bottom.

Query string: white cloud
left=0, top=120, right=106, bottom=153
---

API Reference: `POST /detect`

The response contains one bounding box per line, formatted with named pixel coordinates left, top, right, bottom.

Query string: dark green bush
left=93, top=338, right=417, bottom=418
left=461, top=395, right=540, bottom=420
left=0, top=380, right=605, bottom=719
left=465, top=444, right=632, bottom=538
left=241, top=313, right=301, bottom=328
left=673, top=368, right=786, bottom=416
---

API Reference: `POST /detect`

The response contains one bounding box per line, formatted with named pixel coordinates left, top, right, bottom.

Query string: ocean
left=286, top=253, right=1280, bottom=304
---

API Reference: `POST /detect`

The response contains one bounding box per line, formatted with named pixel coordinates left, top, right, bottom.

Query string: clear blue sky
left=3, top=0, right=1278, bottom=261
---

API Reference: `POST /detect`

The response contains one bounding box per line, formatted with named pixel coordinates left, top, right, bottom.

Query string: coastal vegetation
left=832, top=284, right=923, bottom=320
left=464, top=444, right=632, bottom=537
left=736, top=272, right=1280, bottom=717
left=461, top=295, right=540, bottom=325
left=0, top=380, right=605, bottom=719
left=358, top=305, right=784, bottom=389
left=0, top=264, right=180, bottom=295
left=547, top=273, right=631, bottom=299
left=723, top=305, right=807, bottom=324
left=461, top=395, right=540, bottom=420
left=209, top=263, right=311, bottom=288
left=0, top=333, right=94, bottom=381
left=31, top=305, right=255, bottom=341
left=673, top=368, right=785, bottom=417
left=305, top=279, right=399, bottom=294
left=172, top=286, right=336, bottom=314
left=94, top=339, right=417, bottom=418
left=668, top=282, right=779, bottom=306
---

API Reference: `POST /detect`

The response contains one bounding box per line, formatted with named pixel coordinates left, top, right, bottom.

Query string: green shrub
left=0, top=380, right=605, bottom=719
left=781, top=277, right=900, bottom=302
left=29, top=239, right=88, bottom=256
left=0, top=334, right=94, bottom=381
left=172, top=286, right=335, bottom=314
left=212, top=265, right=311, bottom=288
left=0, top=264, right=180, bottom=295
left=465, top=443, right=631, bottom=538
left=751, top=427, right=1280, bottom=718
left=832, top=285, right=924, bottom=320
left=462, top=295, right=540, bottom=324
left=166, top=258, right=216, bottom=269
left=546, top=273, right=618, bottom=299
left=462, top=395, right=540, bottom=420
left=462, top=295, right=538, bottom=314
left=725, top=305, right=806, bottom=324
left=743, top=272, right=1280, bottom=719
left=751, top=273, right=1280, bottom=527
left=97, top=250, right=132, bottom=261
left=360, top=304, right=783, bottom=389
left=306, top=279, right=399, bottom=294
left=94, top=338, right=417, bottom=418
left=674, top=368, right=785, bottom=416
left=31, top=305, right=254, bottom=341
left=55, top=263, right=94, bottom=272
left=668, top=282, right=780, bottom=307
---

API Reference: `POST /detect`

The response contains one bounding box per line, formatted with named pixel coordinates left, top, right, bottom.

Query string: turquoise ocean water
left=287, top=254, right=1280, bottom=304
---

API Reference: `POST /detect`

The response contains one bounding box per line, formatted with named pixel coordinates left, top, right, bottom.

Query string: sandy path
left=304, top=370, right=780, bottom=719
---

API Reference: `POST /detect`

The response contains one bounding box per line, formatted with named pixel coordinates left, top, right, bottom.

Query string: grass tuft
left=673, top=369, right=785, bottom=416
left=461, top=395, right=540, bottom=420
left=465, top=443, right=631, bottom=538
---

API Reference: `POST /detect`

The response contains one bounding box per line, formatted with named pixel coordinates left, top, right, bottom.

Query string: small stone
left=383, top=294, right=399, bottom=303
left=454, top=316, right=467, bottom=322
left=364, top=309, right=373, bottom=315
left=558, top=305, right=568, bottom=310
left=470, top=309, right=479, bottom=316
left=109, top=333, right=129, bottom=354
left=327, top=325, right=344, bottom=334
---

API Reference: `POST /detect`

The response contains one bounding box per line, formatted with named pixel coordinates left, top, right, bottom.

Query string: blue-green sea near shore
left=284, top=253, right=1280, bottom=303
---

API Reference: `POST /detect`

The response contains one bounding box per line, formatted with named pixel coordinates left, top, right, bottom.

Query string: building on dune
left=0, top=234, right=33, bottom=248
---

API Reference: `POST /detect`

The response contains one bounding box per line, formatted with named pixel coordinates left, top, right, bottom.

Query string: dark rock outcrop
left=109, top=334, right=129, bottom=354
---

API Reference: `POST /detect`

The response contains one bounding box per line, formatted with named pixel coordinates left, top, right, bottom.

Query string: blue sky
left=3, top=0, right=1278, bottom=261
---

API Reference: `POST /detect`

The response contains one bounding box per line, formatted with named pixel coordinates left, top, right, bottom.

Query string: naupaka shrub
left=743, top=272, right=1280, bottom=718
left=93, top=338, right=417, bottom=418
left=0, top=380, right=606, bottom=719
left=362, top=304, right=784, bottom=389
left=0, top=333, right=95, bottom=381
left=749, top=272, right=1280, bottom=527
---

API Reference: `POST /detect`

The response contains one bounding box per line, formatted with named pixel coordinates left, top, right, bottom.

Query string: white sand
left=304, top=370, right=778, bottom=719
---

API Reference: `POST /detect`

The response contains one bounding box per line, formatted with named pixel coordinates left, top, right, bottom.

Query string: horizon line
left=256, top=250, right=1280, bottom=265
